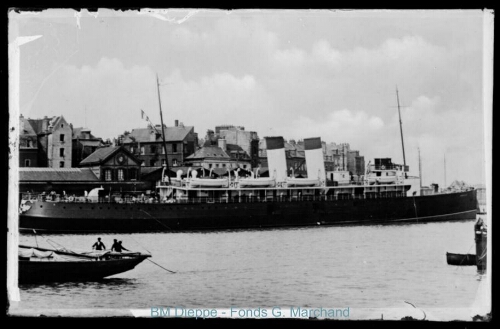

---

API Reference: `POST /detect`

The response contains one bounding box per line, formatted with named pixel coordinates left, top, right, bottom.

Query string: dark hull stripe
left=19, top=190, right=478, bottom=233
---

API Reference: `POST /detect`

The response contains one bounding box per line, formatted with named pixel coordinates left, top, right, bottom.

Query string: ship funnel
left=304, top=137, right=325, bottom=181
left=265, top=137, right=287, bottom=183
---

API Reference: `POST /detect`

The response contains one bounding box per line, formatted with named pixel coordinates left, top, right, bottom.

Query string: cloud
left=17, top=12, right=486, bottom=186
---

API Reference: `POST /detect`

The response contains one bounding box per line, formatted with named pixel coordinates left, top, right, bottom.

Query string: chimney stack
left=42, top=116, right=49, bottom=132
left=218, top=138, right=227, bottom=151
left=175, top=119, right=179, bottom=127
left=304, top=137, right=326, bottom=181
left=265, top=136, right=287, bottom=182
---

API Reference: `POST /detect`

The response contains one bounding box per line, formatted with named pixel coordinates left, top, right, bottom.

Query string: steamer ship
left=18, top=136, right=477, bottom=233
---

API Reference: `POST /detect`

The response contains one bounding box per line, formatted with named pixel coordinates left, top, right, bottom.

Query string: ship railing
left=168, top=193, right=407, bottom=204
left=20, top=190, right=409, bottom=205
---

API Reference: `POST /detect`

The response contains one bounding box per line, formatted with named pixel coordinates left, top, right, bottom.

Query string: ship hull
left=19, top=257, right=150, bottom=283
left=19, top=190, right=478, bottom=233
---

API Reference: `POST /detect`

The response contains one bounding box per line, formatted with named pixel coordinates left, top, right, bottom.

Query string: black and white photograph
left=7, top=8, right=492, bottom=321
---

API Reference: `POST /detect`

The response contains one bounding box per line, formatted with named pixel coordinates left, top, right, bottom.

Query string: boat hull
left=19, top=190, right=478, bottom=233
left=18, top=256, right=150, bottom=283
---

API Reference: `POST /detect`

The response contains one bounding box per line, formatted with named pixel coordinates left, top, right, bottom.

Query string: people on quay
left=92, top=237, right=106, bottom=250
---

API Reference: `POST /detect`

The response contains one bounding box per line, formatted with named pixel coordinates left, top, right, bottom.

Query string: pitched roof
left=123, top=126, right=194, bottom=143
left=140, top=166, right=163, bottom=176
left=225, top=144, right=251, bottom=159
left=19, top=168, right=99, bottom=182
left=79, top=140, right=104, bottom=147
left=73, top=127, right=100, bottom=140
left=26, top=116, right=67, bottom=135
left=20, top=117, right=37, bottom=136
left=79, top=146, right=121, bottom=165
left=185, top=146, right=230, bottom=160
left=27, top=118, right=50, bottom=134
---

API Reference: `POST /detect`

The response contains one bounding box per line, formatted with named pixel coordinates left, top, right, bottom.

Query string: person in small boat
left=111, top=239, right=129, bottom=252
left=92, top=237, right=106, bottom=250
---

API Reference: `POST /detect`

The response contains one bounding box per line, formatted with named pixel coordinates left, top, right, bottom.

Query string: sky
left=9, top=9, right=492, bottom=186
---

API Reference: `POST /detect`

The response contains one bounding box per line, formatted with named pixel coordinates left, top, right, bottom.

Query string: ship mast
left=418, top=147, right=422, bottom=188
left=156, top=74, right=171, bottom=185
left=444, top=153, right=447, bottom=188
left=396, top=87, right=406, bottom=172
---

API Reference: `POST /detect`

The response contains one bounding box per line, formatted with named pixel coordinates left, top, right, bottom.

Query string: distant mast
left=396, top=87, right=406, bottom=172
left=444, top=153, right=447, bottom=188
left=418, top=147, right=422, bottom=188
left=156, top=74, right=171, bottom=185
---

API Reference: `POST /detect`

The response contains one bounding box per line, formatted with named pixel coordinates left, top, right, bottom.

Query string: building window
left=59, top=148, right=65, bottom=157
left=27, top=140, right=32, bottom=148
left=61, top=124, right=64, bottom=128
left=25, top=159, right=31, bottom=167
left=60, top=134, right=64, bottom=142
left=141, top=146, right=145, bottom=155
left=172, top=143, right=177, bottom=153
left=216, top=164, right=219, bottom=168
left=150, top=160, right=156, bottom=167
left=172, top=159, right=178, bottom=166
left=118, top=169, right=124, bottom=181
left=59, top=161, right=64, bottom=168
left=105, top=170, right=112, bottom=181
left=209, top=164, right=212, bottom=168
left=129, top=168, right=136, bottom=180
left=150, top=145, right=156, bottom=154
left=130, top=146, right=134, bottom=154
left=223, top=164, right=226, bottom=167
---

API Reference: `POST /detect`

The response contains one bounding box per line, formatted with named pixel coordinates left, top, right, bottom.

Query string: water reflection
left=19, top=278, right=138, bottom=291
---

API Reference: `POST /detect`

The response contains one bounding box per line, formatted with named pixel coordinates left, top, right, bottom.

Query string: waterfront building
left=19, top=115, right=38, bottom=167
left=19, top=167, right=100, bottom=194
left=184, top=138, right=252, bottom=174
left=78, top=145, right=142, bottom=182
left=118, top=120, right=198, bottom=168
left=216, top=125, right=260, bottom=169
left=21, top=115, right=73, bottom=168
left=72, top=127, right=106, bottom=167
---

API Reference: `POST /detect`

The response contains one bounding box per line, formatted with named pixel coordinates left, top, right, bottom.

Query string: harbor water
left=14, top=218, right=488, bottom=319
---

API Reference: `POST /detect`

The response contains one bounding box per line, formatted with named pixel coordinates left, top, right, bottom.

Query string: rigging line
left=127, top=234, right=152, bottom=254
left=139, top=209, right=173, bottom=231
left=125, top=229, right=177, bottom=274
left=147, top=258, right=176, bottom=274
